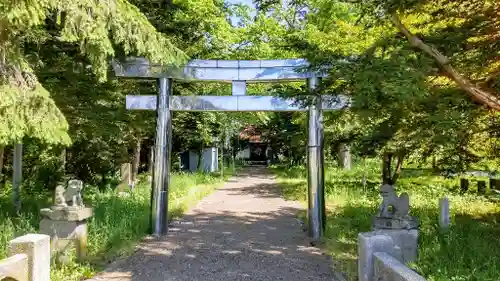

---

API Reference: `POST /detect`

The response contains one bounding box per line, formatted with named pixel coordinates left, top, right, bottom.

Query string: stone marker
left=439, top=197, right=450, bottom=229
left=460, top=178, right=469, bottom=193
left=118, top=163, right=132, bottom=192
left=8, top=234, right=50, bottom=281
left=40, top=180, right=92, bottom=263
left=478, top=180, right=486, bottom=195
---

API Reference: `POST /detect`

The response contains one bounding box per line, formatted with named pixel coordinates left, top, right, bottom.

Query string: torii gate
left=112, top=58, right=348, bottom=242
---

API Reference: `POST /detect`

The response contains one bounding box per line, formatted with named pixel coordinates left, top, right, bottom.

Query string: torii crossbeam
left=113, top=58, right=348, bottom=242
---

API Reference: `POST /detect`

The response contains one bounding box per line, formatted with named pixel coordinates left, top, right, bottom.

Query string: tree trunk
left=148, top=146, right=154, bottom=183
left=362, top=157, right=367, bottom=189
left=0, top=145, right=4, bottom=189
left=392, top=153, right=404, bottom=184
left=12, top=143, right=23, bottom=215
left=131, top=139, right=142, bottom=187
left=337, top=143, right=352, bottom=170
left=390, top=12, right=500, bottom=111
left=382, top=152, right=393, bottom=184
left=101, top=173, right=108, bottom=191
left=381, top=151, right=405, bottom=185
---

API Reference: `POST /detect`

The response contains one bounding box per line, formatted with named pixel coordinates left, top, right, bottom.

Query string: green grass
left=0, top=167, right=237, bottom=280
left=271, top=161, right=500, bottom=281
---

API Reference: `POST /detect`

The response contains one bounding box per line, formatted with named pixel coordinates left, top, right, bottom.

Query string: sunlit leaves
left=276, top=0, right=500, bottom=170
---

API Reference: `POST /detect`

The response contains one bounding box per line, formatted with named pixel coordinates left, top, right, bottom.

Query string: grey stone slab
left=237, top=96, right=303, bottom=111
left=40, top=207, right=92, bottom=221
left=239, top=60, right=262, bottom=68
left=112, top=58, right=325, bottom=81
left=8, top=234, right=50, bottom=281
left=0, top=254, right=29, bottom=281
left=172, top=96, right=240, bottom=111
left=374, top=252, right=426, bottom=281
left=189, top=67, right=239, bottom=81
left=217, top=60, right=239, bottom=68
left=358, top=232, right=399, bottom=281
left=127, top=94, right=351, bottom=111
left=376, top=229, right=419, bottom=263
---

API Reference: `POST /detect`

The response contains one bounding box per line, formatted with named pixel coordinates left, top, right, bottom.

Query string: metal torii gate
left=112, top=58, right=348, bottom=242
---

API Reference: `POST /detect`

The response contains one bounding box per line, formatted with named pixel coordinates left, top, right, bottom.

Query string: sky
left=226, top=0, right=257, bottom=26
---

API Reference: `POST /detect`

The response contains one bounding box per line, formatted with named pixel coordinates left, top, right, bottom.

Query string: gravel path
left=88, top=166, right=336, bottom=281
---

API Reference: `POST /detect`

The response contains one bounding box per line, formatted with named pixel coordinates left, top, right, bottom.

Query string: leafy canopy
left=0, top=0, right=187, bottom=146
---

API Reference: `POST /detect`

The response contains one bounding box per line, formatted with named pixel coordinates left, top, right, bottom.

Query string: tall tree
left=262, top=0, right=500, bottom=173
left=0, top=0, right=186, bottom=147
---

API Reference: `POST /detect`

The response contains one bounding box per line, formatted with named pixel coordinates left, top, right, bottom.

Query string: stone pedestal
left=372, top=216, right=419, bottom=263
left=39, top=207, right=92, bottom=263
left=373, top=216, right=419, bottom=230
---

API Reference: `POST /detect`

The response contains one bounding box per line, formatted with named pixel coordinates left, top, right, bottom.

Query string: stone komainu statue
left=377, top=183, right=410, bottom=219
left=53, top=179, right=84, bottom=208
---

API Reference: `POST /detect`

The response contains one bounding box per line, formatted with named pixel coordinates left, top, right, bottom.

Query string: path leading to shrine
left=88, top=167, right=336, bottom=281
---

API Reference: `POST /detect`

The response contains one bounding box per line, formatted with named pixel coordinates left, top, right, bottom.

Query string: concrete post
left=358, top=232, right=395, bottom=281
left=151, top=77, right=172, bottom=236
left=8, top=234, right=50, bottom=281
left=307, top=77, right=326, bottom=242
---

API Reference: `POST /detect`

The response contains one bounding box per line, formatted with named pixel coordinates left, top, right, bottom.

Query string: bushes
left=0, top=168, right=235, bottom=281
left=272, top=161, right=500, bottom=281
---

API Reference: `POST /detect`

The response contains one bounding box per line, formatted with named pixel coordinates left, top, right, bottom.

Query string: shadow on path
left=88, top=167, right=335, bottom=281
